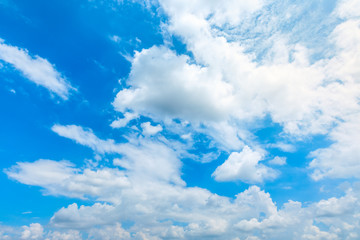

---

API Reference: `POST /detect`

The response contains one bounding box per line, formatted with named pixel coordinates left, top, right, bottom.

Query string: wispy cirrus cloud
left=0, top=39, right=75, bottom=99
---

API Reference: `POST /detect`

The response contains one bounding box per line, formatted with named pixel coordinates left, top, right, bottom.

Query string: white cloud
left=4, top=1, right=360, bottom=239
left=45, top=230, right=82, bottom=240
left=327, top=19, right=360, bottom=85
left=6, top=159, right=75, bottom=186
left=268, top=156, right=287, bottom=166
left=0, top=40, right=75, bottom=99
left=306, top=17, right=360, bottom=180
left=159, top=0, right=265, bottom=27
left=110, top=35, right=121, bottom=43
left=52, top=124, right=184, bottom=185
left=335, top=0, right=360, bottom=19
left=309, top=114, right=360, bottom=180
left=141, top=122, right=162, bottom=135
left=111, top=0, right=360, bottom=181
left=5, top=171, right=360, bottom=239
left=117, top=139, right=185, bottom=185
left=212, top=146, right=277, bottom=183
left=315, top=189, right=358, bottom=218
left=110, top=112, right=138, bottom=128
left=51, top=124, right=122, bottom=154
left=113, top=46, right=235, bottom=122
left=47, top=185, right=282, bottom=238
left=301, top=226, right=339, bottom=240
left=245, top=237, right=260, bottom=240
left=235, top=200, right=307, bottom=234
left=5, top=159, right=130, bottom=201
left=5, top=125, right=186, bottom=203
left=87, top=223, right=130, bottom=240
left=14, top=223, right=83, bottom=240
left=267, top=142, right=296, bottom=153
left=21, top=223, right=43, bottom=240
left=205, top=121, right=245, bottom=151
left=44, top=125, right=360, bottom=238
left=50, top=203, right=117, bottom=229
left=0, top=225, right=15, bottom=240
left=113, top=1, right=346, bottom=142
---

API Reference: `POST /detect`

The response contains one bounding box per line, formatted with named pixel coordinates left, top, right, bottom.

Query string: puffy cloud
left=41, top=123, right=360, bottom=239
left=212, top=146, right=277, bottom=183
left=5, top=170, right=360, bottom=239
left=327, top=19, right=360, bottom=85
left=4, top=223, right=83, bottom=240
left=110, top=112, right=138, bottom=128
left=268, top=156, right=287, bottom=166
left=47, top=185, right=280, bottom=238
left=0, top=39, right=74, bottom=99
left=5, top=159, right=130, bottom=201
left=235, top=200, right=307, bottom=234
left=315, top=196, right=357, bottom=219
left=113, top=2, right=337, bottom=140
left=301, top=226, right=339, bottom=240
left=307, top=17, right=360, bottom=179
left=111, top=0, right=360, bottom=182
left=45, top=230, right=82, bottom=240
left=205, top=121, right=245, bottom=151
left=21, top=223, right=43, bottom=240
left=50, top=203, right=117, bottom=229
left=87, top=223, right=130, bottom=240
left=116, top=138, right=185, bottom=185
left=113, top=46, right=235, bottom=122
left=309, top=114, right=360, bottom=180
left=43, top=178, right=360, bottom=239
left=141, top=122, right=162, bottom=135
left=43, top=183, right=358, bottom=239
left=335, top=0, right=360, bottom=19
left=6, top=123, right=186, bottom=202
left=5, top=1, right=360, bottom=239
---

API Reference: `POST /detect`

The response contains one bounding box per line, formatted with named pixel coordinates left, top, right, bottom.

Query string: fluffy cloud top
left=141, top=122, right=162, bottom=135
left=212, top=146, right=277, bottom=183
left=113, top=46, right=234, bottom=122
left=21, top=223, right=43, bottom=240
left=111, top=0, right=360, bottom=180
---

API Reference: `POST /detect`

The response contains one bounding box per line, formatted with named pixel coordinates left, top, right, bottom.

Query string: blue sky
left=1, top=0, right=360, bottom=239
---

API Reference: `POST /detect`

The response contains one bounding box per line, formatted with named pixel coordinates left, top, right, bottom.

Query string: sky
left=0, top=0, right=360, bottom=239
